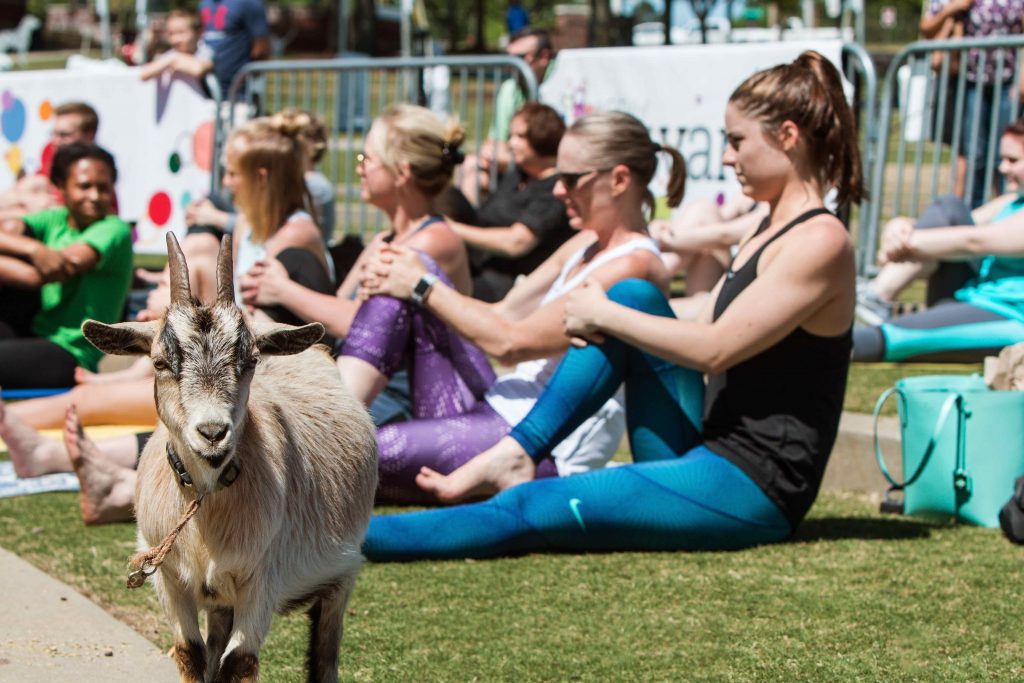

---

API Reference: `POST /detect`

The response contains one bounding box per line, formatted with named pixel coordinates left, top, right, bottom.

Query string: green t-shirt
left=24, top=208, right=133, bottom=371
left=489, top=60, right=557, bottom=142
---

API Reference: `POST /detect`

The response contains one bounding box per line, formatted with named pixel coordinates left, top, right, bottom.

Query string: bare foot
left=75, top=358, right=152, bottom=385
left=73, top=367, right=101, bottom=385
left=415, top=436, right=537, bottom=503
left=64, top=406, right=135, bottom=525
left=0, top=392, right=72, bottom=477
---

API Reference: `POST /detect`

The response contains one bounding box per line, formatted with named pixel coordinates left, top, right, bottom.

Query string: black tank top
left=702, top=208, right=852, bottom=529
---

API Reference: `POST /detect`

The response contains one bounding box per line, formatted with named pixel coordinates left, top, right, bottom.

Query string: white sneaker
left=855, top=278, right=894, bottom=326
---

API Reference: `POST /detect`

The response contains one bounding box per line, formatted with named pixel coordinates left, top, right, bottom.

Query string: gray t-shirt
left=305, top=171, right=336, bottom=244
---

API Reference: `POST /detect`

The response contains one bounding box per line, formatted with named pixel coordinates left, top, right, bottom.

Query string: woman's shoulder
left=409, top=216, right=464, bottom=256
left=272, top=212, right=322, bottom=250
left=776, top=212, right=853, bottom=267
left=600, top=236, right=668, bottom=278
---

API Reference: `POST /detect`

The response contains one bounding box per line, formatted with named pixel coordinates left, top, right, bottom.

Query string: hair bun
left=441, top=142, right=465, bottom=165
left=266, top=112, right=304, bottom=139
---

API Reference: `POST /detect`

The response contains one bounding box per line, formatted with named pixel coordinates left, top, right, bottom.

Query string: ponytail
left=729, top=50, right=865, bottom=207
left=568, top=111, right=688, bottom=220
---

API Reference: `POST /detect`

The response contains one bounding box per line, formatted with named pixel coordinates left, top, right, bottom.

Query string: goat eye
left=152, top=359, right=169, bottom=372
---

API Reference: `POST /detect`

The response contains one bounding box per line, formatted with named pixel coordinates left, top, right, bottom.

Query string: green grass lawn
left=2, top=490, right=1022, bottom=681
left=0, top=361, right=1012, bottom=680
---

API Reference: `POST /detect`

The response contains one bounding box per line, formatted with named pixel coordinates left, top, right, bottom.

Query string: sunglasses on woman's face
left=558, top=167, right=616, bottom=191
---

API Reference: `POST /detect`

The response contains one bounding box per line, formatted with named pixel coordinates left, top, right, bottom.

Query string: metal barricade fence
left=865, top=35, right=1024, bottom=274
left=203, top=73, right=223, bottom=197
left=841, top=41, right=879, bottom=271
left=215, top=55, right=537, bottom=240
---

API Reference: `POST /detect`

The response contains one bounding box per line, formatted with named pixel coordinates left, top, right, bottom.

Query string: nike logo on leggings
left=568, top=498, right=586, bottom=531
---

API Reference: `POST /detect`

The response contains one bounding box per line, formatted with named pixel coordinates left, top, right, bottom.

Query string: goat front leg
left=155, top=572, right=206, bottom=682
left=204, top=607, right=234, bottom=683
left=214, top=597, right=273, bottom=683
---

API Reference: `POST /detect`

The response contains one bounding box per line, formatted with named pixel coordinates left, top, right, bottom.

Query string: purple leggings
left=340, top=256, right=555, bottom=503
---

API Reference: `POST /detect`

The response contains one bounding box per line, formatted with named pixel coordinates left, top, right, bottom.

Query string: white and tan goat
left=83, top=233, right=378, bottom=683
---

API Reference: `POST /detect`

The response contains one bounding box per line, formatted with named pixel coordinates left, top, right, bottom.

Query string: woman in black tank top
left=362, top=52, right=867, bottom=562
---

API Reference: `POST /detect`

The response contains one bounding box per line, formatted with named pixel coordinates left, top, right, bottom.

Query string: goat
left=82, top=233, right=378, bottom=683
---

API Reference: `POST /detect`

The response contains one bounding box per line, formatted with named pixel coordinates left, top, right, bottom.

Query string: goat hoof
left=216, top=650, right=259, bottom=682
left=172, top=639, right=206, bottom=682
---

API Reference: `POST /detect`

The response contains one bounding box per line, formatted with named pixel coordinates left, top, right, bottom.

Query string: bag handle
left=874, top=387, right=961, bottom=490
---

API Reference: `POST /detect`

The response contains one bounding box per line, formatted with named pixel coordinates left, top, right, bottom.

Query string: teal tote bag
left=873, top=375, right=1024, bottom=527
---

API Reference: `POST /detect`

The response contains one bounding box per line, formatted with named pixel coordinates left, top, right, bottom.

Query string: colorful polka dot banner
left=0, top=65, right=217, bottom=254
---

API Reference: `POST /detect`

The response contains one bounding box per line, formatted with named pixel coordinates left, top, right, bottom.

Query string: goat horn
left=216, top=234, right=234, bottom=305
left=166, top=232, right=191, bottom=306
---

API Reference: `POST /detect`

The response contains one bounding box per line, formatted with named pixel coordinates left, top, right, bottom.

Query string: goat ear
left=82, top=320, right=157, bottom=356
left=255, top=322, right=325, bottom=356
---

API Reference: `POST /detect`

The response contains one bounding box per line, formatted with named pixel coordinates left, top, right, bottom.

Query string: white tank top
left=485, top=235, right=660, bottom=475
left=234, top=210, right=327, bottom=306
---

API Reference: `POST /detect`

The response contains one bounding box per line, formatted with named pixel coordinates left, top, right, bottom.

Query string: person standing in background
left=198, top=0, right=270, bottom=98
left=924, top=0, right=1024, bottom=208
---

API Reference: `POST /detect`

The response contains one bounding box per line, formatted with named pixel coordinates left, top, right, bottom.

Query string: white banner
left=0, top=65, right=216, bottom=254
left=539, top=40, right=845, bottom=208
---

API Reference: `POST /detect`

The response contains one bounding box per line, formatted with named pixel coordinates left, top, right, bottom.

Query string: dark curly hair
left=49, top=142, right=117, bottom=188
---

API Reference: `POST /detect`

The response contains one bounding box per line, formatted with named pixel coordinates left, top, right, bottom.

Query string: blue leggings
left=363, top=280, right=792, bottom=561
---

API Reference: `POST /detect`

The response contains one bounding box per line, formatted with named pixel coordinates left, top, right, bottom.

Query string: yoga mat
left=0, top=461, right=79, bottom=497
left=0, top=388, right=70, bottom=400
left=0, top=424, right=152, bottom=498
left=0, top=424, right=154, bottom=454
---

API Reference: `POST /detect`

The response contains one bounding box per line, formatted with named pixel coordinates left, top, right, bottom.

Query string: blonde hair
left=371, top=104, right=465, bottom=197
left=729, top=50, right=865, bottom=206
left=166, top=8, right=202, bottom=34
left=268, top=108, right=329, bottom=165
left=228, top=117, right=314, bottom=243
left=567, top=111, right=686, bottom=219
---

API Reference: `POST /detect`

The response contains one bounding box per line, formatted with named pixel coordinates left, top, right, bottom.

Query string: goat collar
left=166, top=443, right=241, bottom=492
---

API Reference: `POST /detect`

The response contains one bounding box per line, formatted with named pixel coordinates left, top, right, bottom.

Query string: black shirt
left=702, top=208, right=852, bottom=529
left=469, top=169, right=573, bottom=302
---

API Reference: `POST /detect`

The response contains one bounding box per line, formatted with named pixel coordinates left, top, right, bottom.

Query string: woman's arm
left=653, top=203, right=768, bottom=254
left=240, top=258, right=361, bottom=338
left=883, top=209, right=1024, bottom=263
left=447, top=218, right=540, bottom=259
left=0, top=231, right=100, bottom=283
left=920, top=0, right=971, bottom=37
left=366, top=238, right=665, bottom=365
left=491, top=230, right=595, bottom=321
left=565, top=219, right=852, bottom=375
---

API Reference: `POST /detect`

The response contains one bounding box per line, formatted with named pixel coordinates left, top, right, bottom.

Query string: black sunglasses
left=558, top=167, right=616, bottom=191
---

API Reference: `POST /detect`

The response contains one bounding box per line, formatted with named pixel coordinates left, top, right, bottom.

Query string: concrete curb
left=0, top=547, right=177, bottom=682
left=821, top=411, right=900, bottom=494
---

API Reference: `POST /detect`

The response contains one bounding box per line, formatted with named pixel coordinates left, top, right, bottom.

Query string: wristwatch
left=411, top=272, right=439, bottom=305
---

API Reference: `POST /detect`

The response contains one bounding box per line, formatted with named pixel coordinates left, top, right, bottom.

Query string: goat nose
left=197, top=421, right=229, bottom=444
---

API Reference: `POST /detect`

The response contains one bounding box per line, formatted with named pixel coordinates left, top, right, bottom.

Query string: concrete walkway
left=0, top=547, right=177, bottom=682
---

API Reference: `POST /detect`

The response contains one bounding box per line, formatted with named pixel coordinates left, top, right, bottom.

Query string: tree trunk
left=475, top=0, right=484, bottom=50
left=447, top=0, right=459, bottom=50
left=663, top=0, right=672, bottom=44
left=592, top=0, right=611, bottom=45
left=353, top=0, right=377, bottom=54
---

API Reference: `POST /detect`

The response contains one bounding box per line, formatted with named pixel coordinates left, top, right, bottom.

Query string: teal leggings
left=363, top=280, right=792, bottom=561
left=853, top=300, right=1024, bottom=362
